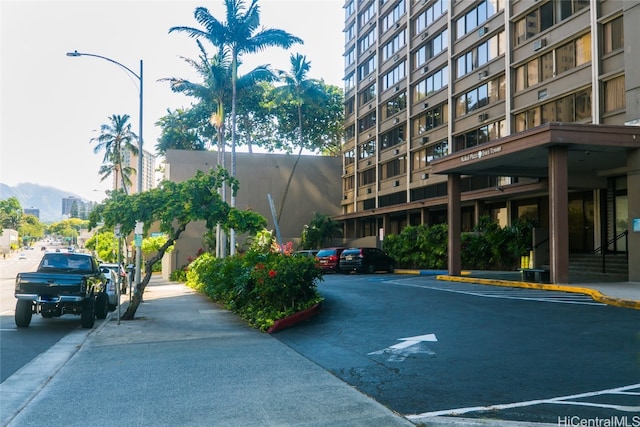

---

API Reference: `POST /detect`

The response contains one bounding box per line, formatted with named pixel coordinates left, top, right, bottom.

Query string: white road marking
left=406, top=383, right=640, bottom=420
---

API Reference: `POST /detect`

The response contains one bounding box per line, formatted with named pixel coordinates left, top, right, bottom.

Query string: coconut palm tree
left=161, top=39, right=277, bottom=257
left=271, top=53, right=326, bottom=223
left=91, top=114, right=139, bottom=195
left=169, top=0, right=302, bottom=255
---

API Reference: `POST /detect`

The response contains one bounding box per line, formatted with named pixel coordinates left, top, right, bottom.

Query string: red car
left=315, top=247, right=347, bottom=273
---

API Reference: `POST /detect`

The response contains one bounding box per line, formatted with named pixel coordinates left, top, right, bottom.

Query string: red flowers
left=268, top=269, right=277, bottom=278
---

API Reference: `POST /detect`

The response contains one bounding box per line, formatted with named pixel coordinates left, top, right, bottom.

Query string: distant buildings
left=116, top=149, right=156, bottom=194
left=23, top=207, right=40, bottom=219
left=61, top=196, right=94, bottom=220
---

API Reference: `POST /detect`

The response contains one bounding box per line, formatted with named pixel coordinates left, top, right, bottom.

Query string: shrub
left=185, top=250, right=323, bottom=331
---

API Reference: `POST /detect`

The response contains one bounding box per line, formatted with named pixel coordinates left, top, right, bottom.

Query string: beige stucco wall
left=162, top=149, right=342, bottom=276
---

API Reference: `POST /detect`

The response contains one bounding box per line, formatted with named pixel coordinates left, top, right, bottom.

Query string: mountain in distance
left=0, top=182, right=88, bottom=223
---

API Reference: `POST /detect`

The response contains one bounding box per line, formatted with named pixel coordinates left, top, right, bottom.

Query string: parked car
left=18, top=253, right=27, bottom=260
left=315, top=247, right=347, bottom=273
left=100, top=266, right=119, bottom=312
left=339, top=247, right=396, bottom=274
left=293, top=249, right=319, bottom=258
left=100, top=263, right=127, bottom=294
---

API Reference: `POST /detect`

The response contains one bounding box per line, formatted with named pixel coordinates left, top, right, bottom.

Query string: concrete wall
left=163, top=150, right=342, bottom=275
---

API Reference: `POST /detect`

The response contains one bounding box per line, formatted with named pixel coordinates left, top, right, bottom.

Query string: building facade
left=338, top=0, right=640, bottom=282
left=116, top=148, right=156, bottom=194
left=162, top=150, right=342, bottom=277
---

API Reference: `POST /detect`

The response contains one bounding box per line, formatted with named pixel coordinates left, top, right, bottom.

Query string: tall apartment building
left=115, top=148, right=156, bottom=194
left=338, top=0, right=640, bottom=282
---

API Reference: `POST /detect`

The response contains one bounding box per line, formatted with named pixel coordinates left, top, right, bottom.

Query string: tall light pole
left=66, top=50, right=144, bottom=287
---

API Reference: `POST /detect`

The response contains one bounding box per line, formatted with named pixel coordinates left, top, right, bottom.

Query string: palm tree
left=161, top=39, right=277, bottom=257
left=271, top=53, right=326, bottom=223
left=169, top=0, right=302, bottom=255
left=91, top=114, right=139, bottom=195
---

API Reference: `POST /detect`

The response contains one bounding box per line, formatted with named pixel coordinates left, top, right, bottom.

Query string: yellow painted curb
left=435, top=275, right=640, bottom=310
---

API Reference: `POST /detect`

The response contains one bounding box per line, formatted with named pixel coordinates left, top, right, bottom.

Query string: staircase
left=569, top=253, right=629, bottom=282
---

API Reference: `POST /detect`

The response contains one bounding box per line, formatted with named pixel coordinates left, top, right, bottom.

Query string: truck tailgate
left=16, top=273, right=85, bottom=296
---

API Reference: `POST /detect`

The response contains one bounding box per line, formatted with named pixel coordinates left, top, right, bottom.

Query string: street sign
left=134, top=235, right=142, bottom=247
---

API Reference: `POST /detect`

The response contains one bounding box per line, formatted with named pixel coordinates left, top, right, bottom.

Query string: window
left=380, top=125, right=405, bottom=149
left=344, top=149, right=355, bottom=165
left=359, top=168, right=376, bottom=186
left=383, top=30, right=406, bottom=61
left=345, top=47, right=355, bottom=68
left=556, top=33, right=591, bottom=75
left=345, top=124, right=355, bottom=141
left=382, top=61, right=406, bottom=90
left=604, top=16, right=624, bottom=54
left=345, top=23, right=355, bottom=44
left=515, top=0, right=588, bottom=46
left=359, top=111, right=377, bottom=132
left=359, top=55, right=377, bottom=81
left=413, top=140, right=448, bottom=169
left=454, top=120, right=504, bottom=151
left=344, top=0, right=354, bottom=19
left=455, top=76, right=503, bottom=116
left=383, top=92, right=406, bottom=119
left=381, top=158, right=405, bottom=179
left=344, top=175, right=355, bottom=191
left=359, top=140, right=376, bottom=159
left=415, top=0, right=447, bottom=34
left=344, top=72, right=355, bottom=91
left=456, top=0, right=503, bottom=40
left=359, top=83, right=376, bottom=106
left=414, top=103, right=448, bottom=134
left=414, top=29, right=448, bottom=68
left=359, top=2, right=376, bottom=29
left=381, top=0, right=405, bottom=32
left=413, top=65, right=448, bottom=101
left=345, top=97, right=355, bottom=116
left=456, top=32, right=504, bottom=78
left=359, top=29, right=376, bottom=55
left=517, top=88, right=593, bottom=130
left=604, top=75, right=625, bottom=113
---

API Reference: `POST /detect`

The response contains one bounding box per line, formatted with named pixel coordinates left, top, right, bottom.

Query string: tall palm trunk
left=229, top=49, right=238, bottom=256
left=277, top=104, right=304, bottom=224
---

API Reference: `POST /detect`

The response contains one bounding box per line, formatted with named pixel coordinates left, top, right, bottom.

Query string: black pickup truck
left=14, top=252, right=109, bottom=328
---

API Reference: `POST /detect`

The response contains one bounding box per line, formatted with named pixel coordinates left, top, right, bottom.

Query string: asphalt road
left=274, top=273, right=640, bottom=424
left=0, top=245, right=80, bottom=383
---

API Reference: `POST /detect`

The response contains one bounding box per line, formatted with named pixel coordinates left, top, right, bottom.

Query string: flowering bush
left=185, top=250, right=324, bottom=331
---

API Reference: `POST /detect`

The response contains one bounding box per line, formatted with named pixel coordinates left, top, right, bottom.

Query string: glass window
left=604, top=76, right=625, bottom=112
left=515, top=112, right=526, bottom=132
left=478, top=84, right=488, bottom=108
left=456, top=95, right=466, bottom=117
left=540, top=52, right=554, bottom=81
left=515, top=65, right=526, bottom=92
left=527, top=59, right=539, bottom=87
left=575, top=33, right=591, bottom=66
left=556, top=96, right=574, bottom=122
left=540, top=2, right=553, bottom=32
left=541, top=101, right=556, bottom=124
left=575, top=88, right=591, bottom=121
left=477, top=43, right=488, bottom=67
left=556, top=41, right=575, bottom=74
left=604, top=16, right=624, bottom=54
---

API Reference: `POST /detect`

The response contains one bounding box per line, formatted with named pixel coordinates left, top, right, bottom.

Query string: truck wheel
left=95, top=293, right=108, bottom=320
left=15, top=300, right=33, bottom=327
left=366, top=264, right=375, bottom=274
left=81, top=298, right=95, bottom=328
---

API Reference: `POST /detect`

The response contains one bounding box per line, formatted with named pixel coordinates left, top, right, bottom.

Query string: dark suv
left=315, top=247, right=347, bottom=273
left=339, top=247, right=396, bottom=274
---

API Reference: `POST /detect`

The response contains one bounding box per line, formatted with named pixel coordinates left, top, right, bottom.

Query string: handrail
left=592, top=230, right=628, bottom=254
left=593, top=230, right=628, bottom=274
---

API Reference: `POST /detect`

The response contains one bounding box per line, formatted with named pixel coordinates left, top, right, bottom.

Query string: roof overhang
left=430, top=123, right=640, bottom=177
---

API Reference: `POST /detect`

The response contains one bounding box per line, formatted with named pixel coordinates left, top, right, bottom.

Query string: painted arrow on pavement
left=368, top=333, right=438, bottom=361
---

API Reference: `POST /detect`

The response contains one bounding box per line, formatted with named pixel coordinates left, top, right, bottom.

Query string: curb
left=434, top=274, right=640, bottom=310
left=267, top=302, right=322, bottom=333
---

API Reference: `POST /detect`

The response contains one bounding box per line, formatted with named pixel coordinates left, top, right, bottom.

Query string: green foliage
left=0, top=197, right=23, bottom=230
left=186, top=249, right=323, bottom=332
left=85, top=231, right=119, bottom=262
left=300, top=212, right=342, bottom=249
left=383, top=217, right=535, bottom=271
left=18, top=214, right=45, bottom=242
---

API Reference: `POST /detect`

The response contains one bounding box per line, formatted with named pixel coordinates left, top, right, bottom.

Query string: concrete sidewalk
left=3, top=272, right=635, bottom=427
left=2, top=276, right=414, bottom=427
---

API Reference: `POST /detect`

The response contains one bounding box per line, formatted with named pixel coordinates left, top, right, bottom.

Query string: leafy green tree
left=89, top=167, right=267, bottom=319
left=0, top=197, right=23, bottom=230
left=300, top=212, right=342, bottom=249
left=85, top=231, right=118, bottom=262
left=169, top=0, right=302, bottom=255
left=19, top=214, right=45, bottom=244
left=91, top=114, right=139, bottom=195
left=48, top=218, right=88, bottom=246
left=155, top=108, right=206, bottom=155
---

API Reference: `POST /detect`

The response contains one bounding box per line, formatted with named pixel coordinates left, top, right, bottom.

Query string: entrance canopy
left=430, top=122, right=640, bottom=284
left=430, top=122, right=639, bottom=178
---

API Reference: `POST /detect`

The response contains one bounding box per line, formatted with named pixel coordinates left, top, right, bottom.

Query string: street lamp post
left=67, top=50, right=144, bottom=288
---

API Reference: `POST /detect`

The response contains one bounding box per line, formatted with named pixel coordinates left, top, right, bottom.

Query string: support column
left=549, top=146, right=569, bottom=284
left=448, top=174, right=461, bottom=276
left=628, top=148, right=640, bottom=282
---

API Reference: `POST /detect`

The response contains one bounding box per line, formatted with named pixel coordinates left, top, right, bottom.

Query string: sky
left=0, top=0, right=345, bottom=202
